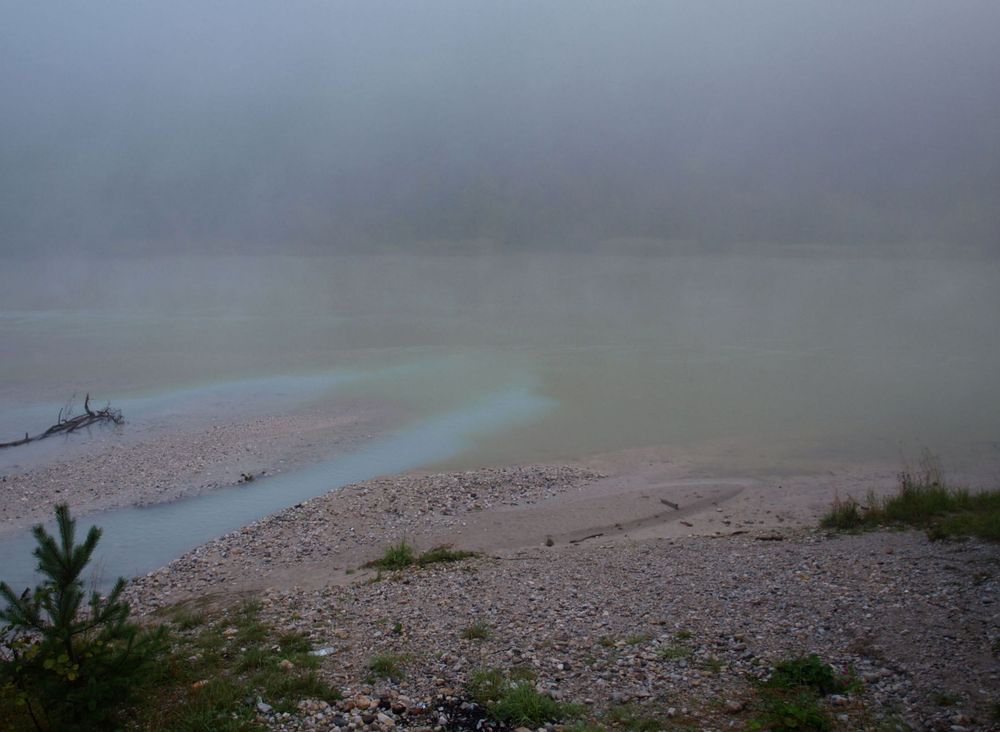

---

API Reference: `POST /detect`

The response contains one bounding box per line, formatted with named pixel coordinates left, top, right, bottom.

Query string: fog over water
left=2, top=2, right=999, bottom=473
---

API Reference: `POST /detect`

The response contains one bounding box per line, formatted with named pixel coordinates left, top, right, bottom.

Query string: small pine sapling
left=0, top=503, right=166, bottom=730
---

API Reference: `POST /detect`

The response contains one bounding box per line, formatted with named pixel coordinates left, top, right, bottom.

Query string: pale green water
left=3, top=252, right=998, bottom=471
left=2, top=251, right=999, bottom=587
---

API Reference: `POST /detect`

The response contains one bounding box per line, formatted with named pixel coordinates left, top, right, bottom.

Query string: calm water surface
left=2, top=252, right=998, bottom=583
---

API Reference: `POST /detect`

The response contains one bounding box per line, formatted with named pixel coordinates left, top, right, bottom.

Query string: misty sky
left=2, top=1, right=998, bottom=255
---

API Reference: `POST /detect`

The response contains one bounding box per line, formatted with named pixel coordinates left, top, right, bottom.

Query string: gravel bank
left=0, top=400, right=393, bottom=533
left=125, top=464, right=1000, bottom=731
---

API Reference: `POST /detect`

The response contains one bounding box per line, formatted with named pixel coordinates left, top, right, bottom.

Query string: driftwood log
left=0, top=394, right=123, bottom=449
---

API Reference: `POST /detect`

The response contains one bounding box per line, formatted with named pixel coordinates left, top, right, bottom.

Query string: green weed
left=369, top=539, right=416, bottom=570
left=461, top=622, right=492, bottom=640
left=466, top=667, right=581, bottom=727
left=128, top=600, right=339, bottom=731
left=605, top=704, right=666, bottom=731
left=367, top=653, right=405, bottom=682
left=417, top=545, right=478, bottom=566
left=625, top=632, right=652, bottom=645
left=658, top=644, right=692, bottom=660
left=491, top=683, right=582, bottom=727
left=820, top=454, right=1000, bottom=541
left=765, top=654, right=855, bottom=696
left=749, top=688, right=831, bottom=731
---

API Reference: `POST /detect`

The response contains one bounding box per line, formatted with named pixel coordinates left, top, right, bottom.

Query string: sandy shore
left=118, top=451, right=999, bottom=730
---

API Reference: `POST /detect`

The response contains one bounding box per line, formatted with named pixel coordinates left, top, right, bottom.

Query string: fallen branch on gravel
left=0, top=394, right=123, bottom=449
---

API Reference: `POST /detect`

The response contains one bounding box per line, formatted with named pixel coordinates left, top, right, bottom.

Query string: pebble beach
left=113, top=456, right=999, bottom=731
left=3, top=401, right=998, bottom=730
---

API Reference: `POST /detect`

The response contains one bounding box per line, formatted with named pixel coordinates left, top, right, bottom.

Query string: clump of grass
left=702, top=656, right=724, bottom=674
left=764, top=654, right=855, bottom=696
left=172, top=608, right=206, bottom=631
left=508, top=666, right=536, bottom=683
left=365, top=541, right=478, bottom=572
left=605, top=704, right=668, bottom=731
left=370, top=539, right=417, bottom=570
left=747, top=654, right=855, bottom=732
left=657, top=644, right=692, bottom=660
left=565, top=723, right=605, bottom=732
left=820, top=453, right=1000, bottom=541
left=466, top=667, right=581, bottom=727
left=461, top=621, right=492, bottom=640
left=417, top=545, right=478, bottom=566
left=930, top=690, right=961, bottom=707
left=367, top=653, right=405, bottom=682
left=820, top=496, right=867, bottom=530
left=750, top=688, right=832, bottom=732
left=492, top=683, right=578, bottom=727
left=625, top=632, right=652, bottom=645
left=674, top=629, right=694, bottom=640
left=129, top=600, right=340, bottom=731
left=467, top=668, right=507, bottom=703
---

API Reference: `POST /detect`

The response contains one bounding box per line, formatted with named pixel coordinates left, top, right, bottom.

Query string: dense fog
left=2, top=1, right=999, bottom=257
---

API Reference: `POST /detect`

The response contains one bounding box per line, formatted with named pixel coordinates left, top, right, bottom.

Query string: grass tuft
left=657, top=644, right=692, bottom=660
left=365, top=541, right=478, bottom=572
left=820, top=454, right=1000, bottom=541
left=624, top=632, right=652, bottom=645
left=461, top=621, right=492, bottom=640
left=367, top=653, right=406, bottom=682
left=467, top=668, right=507, bottom=704
left=491, top=683, right=581, bottom=727
left=370, top=539, right=417, bottom=570
left=750, top=688, right=832, bottom=732
left=126, top=599, right=340, bottom=731
left=605, top=703, right=669, bottom=731
left=820, top=496, right=866, bottom=530
left=417, top=545, right=479, bottom=566
left=764, top=654, right=855, bottom=696
left=747, top=654, right=855, bottom=731
left=466, top=667, right=581, bottom=727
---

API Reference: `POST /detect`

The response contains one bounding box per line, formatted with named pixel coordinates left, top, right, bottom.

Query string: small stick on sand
left=569, top=532, right=605, bottom=544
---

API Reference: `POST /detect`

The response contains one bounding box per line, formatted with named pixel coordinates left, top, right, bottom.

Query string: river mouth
left=0, top=386, right=552, bottom=592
